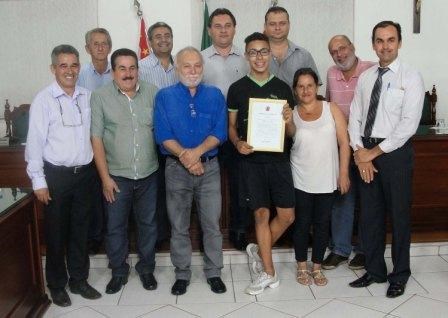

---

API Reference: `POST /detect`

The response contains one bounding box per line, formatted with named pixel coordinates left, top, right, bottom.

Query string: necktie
left=364, top=67, right=389, bottom=138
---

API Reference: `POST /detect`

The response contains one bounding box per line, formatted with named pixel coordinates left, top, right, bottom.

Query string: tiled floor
left=44, top=243, right=448, bottom=317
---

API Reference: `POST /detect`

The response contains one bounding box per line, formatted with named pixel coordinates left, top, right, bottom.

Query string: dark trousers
left=87, top=168, right=104, bottom=243
left=104, top=172, right=158, bottom=277
left=360, top=139, right=413, bottom=284
left=43, top=162, right=94, bottom=289
left=293, top=189, right=336, bottom=263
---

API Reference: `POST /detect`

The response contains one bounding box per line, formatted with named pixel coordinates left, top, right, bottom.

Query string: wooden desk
left=0, top=188, right=49, bottom=317
left=1, top=131, right=447, bottom=252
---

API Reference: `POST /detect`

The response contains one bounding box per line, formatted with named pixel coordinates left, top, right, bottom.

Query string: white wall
left=1, top=0, right=446, bottom=120
left=354, top=0, right=448, bottom=120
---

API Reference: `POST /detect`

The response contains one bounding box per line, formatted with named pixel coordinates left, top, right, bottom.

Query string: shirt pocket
left=385, top=88, right=405, bottom=116
left=138, top=108, right=153, bottom=128
left=198, top=113, right=212, bottom=133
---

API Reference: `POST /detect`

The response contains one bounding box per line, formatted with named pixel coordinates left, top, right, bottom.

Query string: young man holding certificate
left=227, top=32, right=296, bottom=295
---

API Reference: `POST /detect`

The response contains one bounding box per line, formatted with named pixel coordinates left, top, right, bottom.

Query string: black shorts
left=239, top=160, right=295, bottom=211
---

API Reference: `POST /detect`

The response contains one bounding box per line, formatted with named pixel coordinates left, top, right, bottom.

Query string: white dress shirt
left=25, top=82, right=93, bottom=190
left=348, top=59, right=425, bottom=153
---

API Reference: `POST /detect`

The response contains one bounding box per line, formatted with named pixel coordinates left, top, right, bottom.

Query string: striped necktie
left=364, top=67, right=389, bottom=138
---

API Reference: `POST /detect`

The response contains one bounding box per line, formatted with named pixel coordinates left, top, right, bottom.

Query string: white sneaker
left=246, top=243, right=263, bottom=274
left=244, top=271, right=279, bottom=295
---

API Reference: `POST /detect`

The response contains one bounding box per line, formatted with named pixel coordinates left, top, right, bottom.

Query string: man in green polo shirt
left=90, top=48, right=159, bottom=295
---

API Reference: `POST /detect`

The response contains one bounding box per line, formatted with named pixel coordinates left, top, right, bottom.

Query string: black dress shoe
left=387, top=282, right=406, bottom=298
left=69, top=280, right=102, bottom=299
left=140, top=273, right=158, bottom=290
left=106, top=275, right=128, bottom=294
left=171, top=279, right=189, bottom=295
left=50, top=288, right=71, bottom=307
left=207, top=277, right=227, bottom=294
left=349, top=273, right=386, bottom=288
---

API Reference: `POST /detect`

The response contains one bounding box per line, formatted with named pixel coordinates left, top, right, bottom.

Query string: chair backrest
left=420, top=85, right=437, bottom=126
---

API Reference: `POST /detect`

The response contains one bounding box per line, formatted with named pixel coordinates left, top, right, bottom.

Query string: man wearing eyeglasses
left=227, top=32, right=295, bottom=295
left=90, top=48, right=159, bottom=295
left=25, top=44, right=101, bottom=307
left=154, top=47, right=227, bottom=296
left=322, top=35, right=374, bottom=271
left=201, top=8, right=249, bottom=251
left=264, top=6, right=320, bottom=88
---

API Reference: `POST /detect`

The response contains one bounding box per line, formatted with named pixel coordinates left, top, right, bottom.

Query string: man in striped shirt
left=322, top=35, right=374, bottom=271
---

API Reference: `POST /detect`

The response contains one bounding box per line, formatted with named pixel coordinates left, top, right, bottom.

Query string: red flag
left=139, top=18, right=150, bottom=59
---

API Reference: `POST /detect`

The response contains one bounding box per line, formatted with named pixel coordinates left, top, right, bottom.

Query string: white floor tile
left=176, top=281, right=235, bottom=304
left=273, top=262, right=296, bottom=280
left=58, top=306, right=107, bottom=317
left=230, top=253, right=250, bottom=265
left=232, top=281, right=257, bottom=303
left=140, top=305, right=198, bottom=317
left=44, top=305, right=85, bottom=318
left=306, top=299, right=385, bottom=318
left=222, top=302, right=294, bottom=317
left=390, top=295, right=448, bottom=318
left=418, top=292, right=448, bottom=303
left=230, top=263, right=252, bottom=281
left=339, top=294, right=413, bottom=314
left=260, top=299, right=331, bottom=317
left=90, top=305, right=163, bottom=318
left=439, top=245, right=448, bottom=255
left=410, top=245, right=439, bottom=256
left=153, top=265, right=175, bottom=284
left=119, top=275, right=177, bottom=305
left=367, top=276, right=427, bottom=296
left=311, top=276, right=372, bottom=299
left=255, top=278, right=314, bottom=302
left=410, top=256, right=448, bottom=273
left=322, top=265, right=358, bottom=278
left=413, top=272, right=448, bottom=294
left=440, top=255, right=448, bottom=262
left=175, top=302, right=248, bottom=318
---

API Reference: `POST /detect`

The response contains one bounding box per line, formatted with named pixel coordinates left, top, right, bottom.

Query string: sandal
left=311, top=269, right=328, bottom=286
left=297, top=269, right=313, bottom=286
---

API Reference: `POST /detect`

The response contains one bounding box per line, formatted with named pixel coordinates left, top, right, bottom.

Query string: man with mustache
left=25, top=44, right=101, bottom=307
left=154, top=47, right=227, bottom=296
left=201, top=8, right=249, bottom=251
left=322, top=35, right=374, bottom=271
left=90, top=48, right=159, bottom=294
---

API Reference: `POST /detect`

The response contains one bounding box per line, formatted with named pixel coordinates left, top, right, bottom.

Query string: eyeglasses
left=246, top=48, right=270, bottom=58
left=189, top=103, right=197, bottom=118
left=57, top=97, right=83, bottom=127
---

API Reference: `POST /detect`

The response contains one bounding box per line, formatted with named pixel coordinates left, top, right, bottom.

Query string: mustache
left=122, top=76, right=134, bottom=81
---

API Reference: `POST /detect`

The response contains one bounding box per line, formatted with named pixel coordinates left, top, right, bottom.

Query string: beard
left=335, top=54, right=357, bottom=71
left=179, top=73, right=203, bottom=88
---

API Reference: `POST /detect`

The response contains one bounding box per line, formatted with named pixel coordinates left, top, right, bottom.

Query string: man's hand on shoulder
left=34, top=188, right=51, bottom=205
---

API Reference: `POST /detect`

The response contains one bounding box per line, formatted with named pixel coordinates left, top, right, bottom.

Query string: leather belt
left=167, top=155, right=216, bottom=163
left=44, top=161, right=92, bottom=174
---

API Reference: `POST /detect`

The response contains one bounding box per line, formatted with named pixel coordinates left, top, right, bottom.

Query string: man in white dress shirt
left=348, top=21, right=424, bottom=298
left=25, top=45, right=101, bottom=307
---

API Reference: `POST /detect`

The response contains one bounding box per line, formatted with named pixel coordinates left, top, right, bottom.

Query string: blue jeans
left=165, top=157, right=223, bottom=280
left=329, top=163, right=363, bottom=257
left=104, top=171, right=158, bottom=277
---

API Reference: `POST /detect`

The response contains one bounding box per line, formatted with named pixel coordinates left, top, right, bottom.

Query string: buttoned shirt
left=77, top=62, right=112, bottom=91
left=90, top=81, right=159, bottom=179
left=270, top=40, right=321, bottom=88
left=154, top=82, right=227, bottom=157
left=25, top=82, right=93, bottom=190
left=326, top=59, right=375, bottom=120
left=348, top=59, right=425, bottom=153
left=138, top=52, right=177, bottom=89
left=201, top=45, right=248, bottom=98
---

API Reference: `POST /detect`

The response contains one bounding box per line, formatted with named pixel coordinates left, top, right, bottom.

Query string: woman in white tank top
left=290, top=68, right=351, bottom=287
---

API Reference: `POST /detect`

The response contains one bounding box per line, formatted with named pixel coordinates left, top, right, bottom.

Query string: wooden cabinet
left=0, top=189, right=50, bottom=317
left=1, top=132, right=447, bottom=253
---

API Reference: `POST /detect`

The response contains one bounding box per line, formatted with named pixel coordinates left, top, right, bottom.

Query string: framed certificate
left=247, top=98, right=286, bottom=152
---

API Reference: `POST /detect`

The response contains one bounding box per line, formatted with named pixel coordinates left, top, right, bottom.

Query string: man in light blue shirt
left=25, top=44, right=101, bottom=307
left=139, top=22, right=177, bottom=89
left=78, top=28, right=113, bottom=91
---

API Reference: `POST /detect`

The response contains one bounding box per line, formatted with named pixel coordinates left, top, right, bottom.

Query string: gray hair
left=51, top=44, right=79, bottom=65
left=147, top=22, right=173, bottom=41
left=174, top=46, right=203, bottom=67
left=85, top=28, right=112, bottom=47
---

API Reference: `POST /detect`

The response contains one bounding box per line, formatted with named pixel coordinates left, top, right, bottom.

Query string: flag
left=201, top=1, right=211, bottom=50
left=139, top=18, right=150, bottom=59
